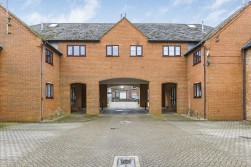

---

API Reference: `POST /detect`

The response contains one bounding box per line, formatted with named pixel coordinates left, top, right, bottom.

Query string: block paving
left=0, top=114, right=251, bottom=167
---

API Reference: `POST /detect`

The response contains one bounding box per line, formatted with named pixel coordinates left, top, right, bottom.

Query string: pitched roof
left=30, top=23, right=212, bottom=42
left=243, top=39, right=251, bottom=50
left=184, top=1, right=251, bottom=56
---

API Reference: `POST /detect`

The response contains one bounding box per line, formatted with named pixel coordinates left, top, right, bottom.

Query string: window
left=130, top=45, right=142, bottom=56
left=163, top=46, right=181, bottom=56
left=67, top=45, right=86, bottom=56
left=106, top=45, right=119, bottom=56
left=194, top=83, right=202, bottom=98
left=193, top=49, right=201, bottom=65
left=45, top=49, right=53, bottom=65
left=46, top=83, right=54, bottom=98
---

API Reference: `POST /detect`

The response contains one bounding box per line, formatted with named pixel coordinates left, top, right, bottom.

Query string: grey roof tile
left=30, top=23, right=213, bottom=42
left=243, top=39, right=251, bottom=50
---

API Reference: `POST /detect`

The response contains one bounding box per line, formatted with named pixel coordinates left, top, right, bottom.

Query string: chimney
left=41, top=23, right=43, bottom=31
left=202, top=21, right=205, bottom=33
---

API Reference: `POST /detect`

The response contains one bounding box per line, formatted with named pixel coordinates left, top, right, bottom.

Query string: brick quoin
left=0, top=3, right=251, bottom=121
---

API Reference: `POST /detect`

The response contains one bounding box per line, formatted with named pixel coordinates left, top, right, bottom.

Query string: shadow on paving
left=152, top=112, right=199, bottom=121
left=101, top=107, right=148, bottom=114
left=52, top=113, right=98, bottom=123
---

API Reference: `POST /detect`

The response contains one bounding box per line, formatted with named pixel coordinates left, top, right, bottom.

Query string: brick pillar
left=149, top=81, right=161, bottom=115
left=140, top=84, right=148, bottom=107
left=99, top=84, right=107, bottom=108
left=86, top=81, right=99, bottom=115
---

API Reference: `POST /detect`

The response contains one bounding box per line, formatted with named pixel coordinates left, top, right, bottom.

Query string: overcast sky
left=0, top=0, right=249, bottom=27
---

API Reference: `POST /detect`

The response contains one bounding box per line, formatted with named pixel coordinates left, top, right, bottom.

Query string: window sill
left=193, top=96, right=202, bottom=99
left=46, top=62, right=54, bottom=66
left=163, top=55, right=181, bottom=57
left=46, top=97, right=54, bottom=99
left=193, top=62, right=201, bottom=66
left=130, top=55, right=143, bottom=57
left=106, top=55, right=119, bottom=57
left=67, top=55, right=86, bottom=57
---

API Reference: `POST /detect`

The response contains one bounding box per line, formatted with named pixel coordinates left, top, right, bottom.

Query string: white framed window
left=194, top=82, right=202, bottom=98
left=130, top=45, right=142, bottom=56
left=106, top=45, right=119, bottom=56
left=163, top=46, right=181, bottom=56
left=67, top=45, right=86, bottom=56
left=46, top=83, right=54, bottom=98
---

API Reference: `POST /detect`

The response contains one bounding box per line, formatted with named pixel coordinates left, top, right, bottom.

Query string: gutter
left=41, top=42, right=45, bottom=121
left=203, top=46, right=207, bottom=119
left=242, top=49, right=247, bottom=120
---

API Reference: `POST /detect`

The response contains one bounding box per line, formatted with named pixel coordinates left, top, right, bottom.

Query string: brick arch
left=99, top=77, right=149, bottom=84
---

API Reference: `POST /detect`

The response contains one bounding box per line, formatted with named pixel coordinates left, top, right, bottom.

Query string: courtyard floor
left=0, top=113, right=251, bottom=167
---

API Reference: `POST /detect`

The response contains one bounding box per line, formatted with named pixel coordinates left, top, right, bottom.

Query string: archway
left=162, top=83, right=177, bottom=113
left=99, top=78, right=149, bottom=114
left=70, top=83, right=86, bottom=114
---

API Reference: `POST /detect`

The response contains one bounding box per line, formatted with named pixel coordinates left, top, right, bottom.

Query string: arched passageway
left=99, top=78, right=149, bottom=114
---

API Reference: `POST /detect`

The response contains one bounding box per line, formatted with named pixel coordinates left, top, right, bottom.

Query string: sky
left=0, top=0, right=249, bottom=27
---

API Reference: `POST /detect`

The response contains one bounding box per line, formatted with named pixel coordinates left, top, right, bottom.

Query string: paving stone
left=0, top=114, right=250, bottom=166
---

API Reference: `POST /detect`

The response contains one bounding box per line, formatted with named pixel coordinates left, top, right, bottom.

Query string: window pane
left=68, top=46, right=73, bottom=55
left=80, top=46, right=85, bottom=56
left=107, top=46, right=112, bottom=55
left=51, top=85, right=54, bottom=97
left=131, top=46, right=136, bottom=56
left=113, top=46, right=118, bottom=56
left=175, top=46, right=181, bottom=56
left=137, top=46, right=142, bottom=56
left=46, top=84, right=50, bottom=97
left=169, top=46, right=175, bottom=56
left=163, top=46, right=168, bottom=56
left=74, top=46, right=79, bottom=56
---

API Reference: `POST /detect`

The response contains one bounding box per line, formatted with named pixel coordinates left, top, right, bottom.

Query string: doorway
left=70, top=83, right=86, bottom=113
left=162, top=83, right=177, bottom=113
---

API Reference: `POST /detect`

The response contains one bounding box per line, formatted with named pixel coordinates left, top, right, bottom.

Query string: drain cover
left=112, top=156, right=140, bottom=167
left=120, top=120, right=130, bottom=124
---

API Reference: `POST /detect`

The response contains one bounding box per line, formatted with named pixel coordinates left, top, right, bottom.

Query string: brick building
left=0, top=2, right=251, bottom=121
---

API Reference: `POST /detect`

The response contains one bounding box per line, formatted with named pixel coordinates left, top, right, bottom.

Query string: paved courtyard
left=1, top=114, right=251, bottom=167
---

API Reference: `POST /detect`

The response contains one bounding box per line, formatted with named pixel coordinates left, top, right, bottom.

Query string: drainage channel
left=112, top=156, right=140, bottom=167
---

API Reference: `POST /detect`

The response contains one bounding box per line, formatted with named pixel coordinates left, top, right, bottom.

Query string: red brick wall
left=0, top=7, right=42, bottom=121
left=246, top=48, right=251, bottom=121
left=187, top=4, right=251, bottom=120
left=44, top=47, right=61, bottom=119
left=187, top=48, right=205, bottom=118
left=58, top=19, right=188, bottom=115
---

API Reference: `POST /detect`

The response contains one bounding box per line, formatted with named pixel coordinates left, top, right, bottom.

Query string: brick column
left=140, top=84, right=148, bottom=107
left=99, top=84, right=107, bottom=108
left=86, top=81, right=99, bottom=115
left=149, top=81, right=161, bottom=115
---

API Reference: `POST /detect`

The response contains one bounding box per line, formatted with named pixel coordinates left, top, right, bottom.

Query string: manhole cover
left=120, top=120, right=130, bottom=124
left=112, top=156, right=140, bottom=167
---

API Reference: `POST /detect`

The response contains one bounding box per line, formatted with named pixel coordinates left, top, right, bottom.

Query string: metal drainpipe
left=242, top=50, right=247, bottom=120
left=203, top=46, right=207, bottom=119
left=41, top=42, right=45, bottom=121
